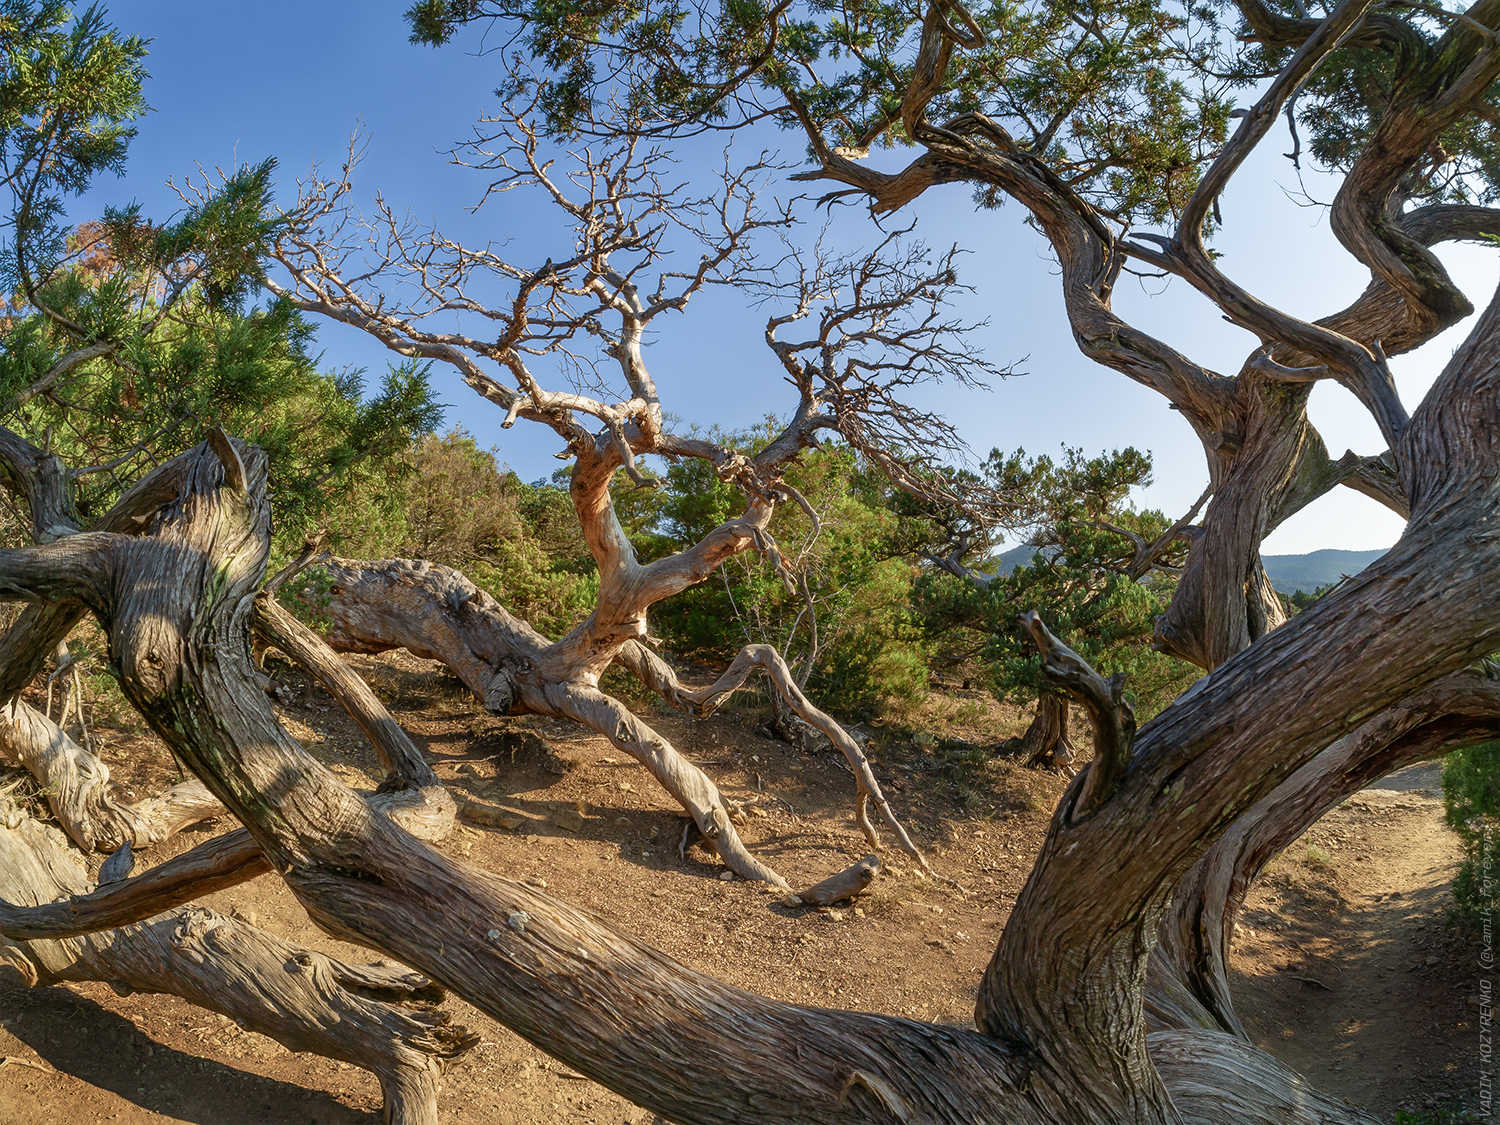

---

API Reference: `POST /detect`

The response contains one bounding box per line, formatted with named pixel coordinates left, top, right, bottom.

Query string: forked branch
left=629, top=640, right=931, bottom=875
left=1020, top=611, right=1135, bottom=819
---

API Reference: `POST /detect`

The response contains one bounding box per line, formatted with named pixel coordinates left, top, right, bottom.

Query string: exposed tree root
left=0, top=790, right=476, bottom=1125
left=0, top=697, right=226, bottom=852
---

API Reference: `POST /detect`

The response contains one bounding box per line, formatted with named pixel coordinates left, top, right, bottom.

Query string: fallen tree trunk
left=0, top=788, right=475, bottom=1125
left=0, top=432, right=1412, bottom=1123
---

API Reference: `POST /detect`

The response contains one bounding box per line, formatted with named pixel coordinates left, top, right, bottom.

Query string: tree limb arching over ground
left=260, top=122, right=1008, bottom=886
left=280, top=0, right=1500, bottom=1117
left=0, top=0, right=1498, bottom=1121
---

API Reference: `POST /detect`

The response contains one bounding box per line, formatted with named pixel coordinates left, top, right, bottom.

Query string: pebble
left=719, top=871, right=735, bottom=881
left=553, top=809, right=586, bottom=833
left=615, top=817, right=631, bottom=827
left=782, top=894, right=804, bottom=907
left=524, top=877, right=547, bottom=889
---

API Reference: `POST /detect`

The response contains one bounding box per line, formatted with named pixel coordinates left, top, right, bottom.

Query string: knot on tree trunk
left=483, top=668, right=516, bottom=713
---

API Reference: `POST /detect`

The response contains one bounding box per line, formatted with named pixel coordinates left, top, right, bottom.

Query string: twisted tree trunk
left=0, top=787, right=475, bottom=1125
left=1, top=424, right=1465, bottom=1122
left=1147, top=667, right=1500, bottom=1036
left=315, top=554, right=929, bottom=884
left=1017, top=691, right=1076, bottom=769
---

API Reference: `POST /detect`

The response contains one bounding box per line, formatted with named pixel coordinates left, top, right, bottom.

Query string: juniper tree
left=3, top=2, right=1500, bottom=1123
left=917, top=446, right=1200, bottom=767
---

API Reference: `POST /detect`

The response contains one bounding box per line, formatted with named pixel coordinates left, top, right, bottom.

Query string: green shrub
left=1442, top=740, right=1500, bottom=929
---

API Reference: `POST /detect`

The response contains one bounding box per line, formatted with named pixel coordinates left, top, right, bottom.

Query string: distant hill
left=994, top=543, right=1041, bottom=574
left=1261, top=548, right=1386, bottom=595
left=985, top=543, right=1386, bottom=596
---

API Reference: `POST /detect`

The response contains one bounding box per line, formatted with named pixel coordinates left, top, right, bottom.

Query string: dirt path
left=0, top=650, right=1484, bottom=1122
left=1232, top=762, right=1480, bottom=1117
left=0, top=660, right=1059, bottom=1124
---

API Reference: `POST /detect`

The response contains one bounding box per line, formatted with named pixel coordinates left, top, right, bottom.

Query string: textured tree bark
left=1147, top=1030, right=1380, bottom=1124
left=1152, top=378, right=1305, bottom=670
left=795, top=854, right=882, bottom=906
left=1146, top=668, right=1500, bottom=1037
left=209, top=2, right=1500, bottom=1117
left=0, top=789, right=475, bottom=1125
left=316, top=556, right=927, bottom=884
left=251, top=592, right=455, bottom=842
left=0, top=426, right=1433, bottom=1121
left=1017, top=692, right=1077, bottom=769
left=0, top=697, right=226, bottom=851
left=971, top=286, right=1500, bottom=1119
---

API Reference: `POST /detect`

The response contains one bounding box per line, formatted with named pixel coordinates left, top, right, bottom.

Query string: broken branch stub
left=795, top=854, right=883, bottom=906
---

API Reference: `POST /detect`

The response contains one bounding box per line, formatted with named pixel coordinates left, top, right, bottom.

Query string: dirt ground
left=0, top=654, right=1480, bottom=1123
left=1231, top=761, right=1480, bottom=1118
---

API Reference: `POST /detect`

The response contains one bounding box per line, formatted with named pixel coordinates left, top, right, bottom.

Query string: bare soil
left=1230, top=761, right=1480, bottom=1118
left=0, top=657, right=1477, bottom=1123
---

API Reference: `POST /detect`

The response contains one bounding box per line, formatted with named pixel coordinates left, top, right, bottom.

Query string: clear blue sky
left=72, top=1, right=1498, bottom=554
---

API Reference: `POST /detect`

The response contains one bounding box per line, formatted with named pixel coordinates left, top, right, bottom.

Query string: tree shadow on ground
left=0, top=979, right=376, bottom=1124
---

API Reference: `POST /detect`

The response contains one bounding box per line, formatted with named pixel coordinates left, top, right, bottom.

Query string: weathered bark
left=0, top=826, right=269, bottom=941
left=1146, top=1030, right=1380, bottom=1125
left=0, top=697, right=226, bottom=851
left=251, top=592, right=455, bottom=842
left=1146, top=667, right=1500, bottom=1037
left=1152, top=378, right=1303, bottom=670
left=317, top=555, right=925, bottom=885
left=971, top=278, right=1500, bottom=1119
left=317, top=555, right=785, bottom=883
left=642, top=641, right=930, bottom=874
left=1017, top=691, right=1076, bottom=769
left=0, top=431, right=1414, bottom=1123
left=0, top=790, right=475, bottom=1125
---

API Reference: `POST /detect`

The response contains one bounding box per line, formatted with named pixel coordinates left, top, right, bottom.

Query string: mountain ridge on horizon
left=988, top=544, right=1387, bottom=595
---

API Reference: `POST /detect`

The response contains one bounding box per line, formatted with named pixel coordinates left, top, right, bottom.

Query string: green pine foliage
left=635, top=426, right=932, bottom=717
left=404, top=0, right=1236, bottom=226
left=387, top=430, right=598, bottom=639
left=0, top=3, right=443, bottom=565
left=1442, top=739, right=1500, bottom=930
left=915, top=445, right=1197, bottom=721
left=406, top=2, right=1500, bottom=225
left=0, top=0, right=148, bottom=300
